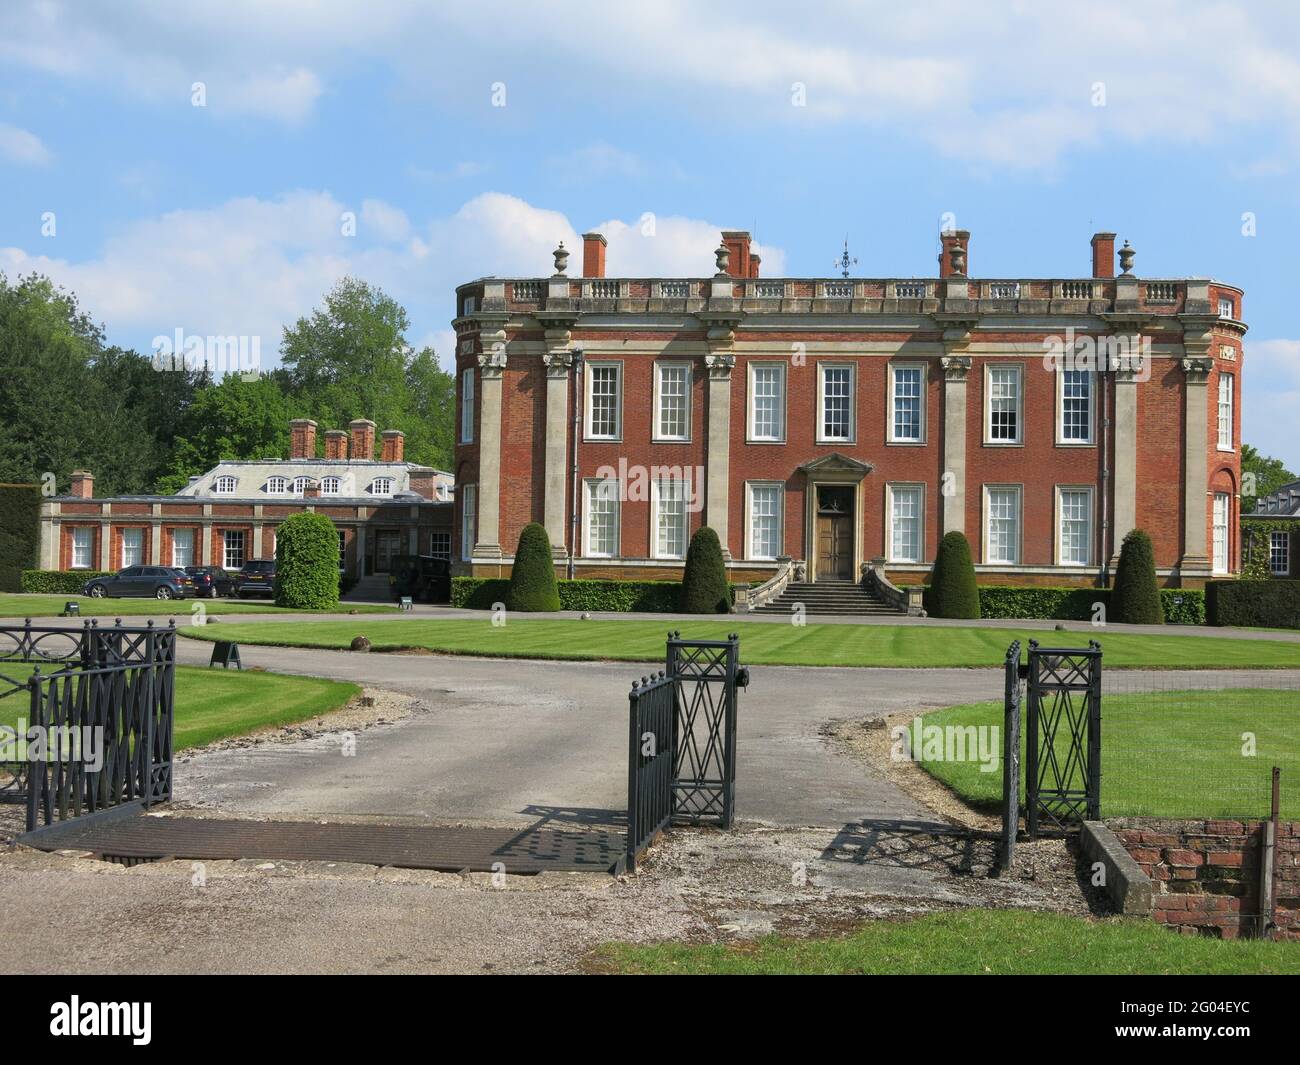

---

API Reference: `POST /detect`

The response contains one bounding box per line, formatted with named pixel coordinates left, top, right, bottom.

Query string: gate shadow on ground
left=820, top=817, right=1001, bottom=877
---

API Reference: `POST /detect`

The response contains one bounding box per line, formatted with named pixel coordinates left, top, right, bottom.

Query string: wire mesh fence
left=1100, top=667, right=1299, bottom=821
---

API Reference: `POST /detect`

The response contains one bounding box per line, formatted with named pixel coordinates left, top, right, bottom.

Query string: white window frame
left=1219, top=296, right=1235, bottom=319
left=120, top=527, right=143, bottom=567
left=984, top=364, right=1024, bottom=446
left=430, top=531, right=451, bottom=559
left=266, top=476, right=288, bottom=495
left=982, top=485, right=1023, bottom=565
left=223, top=530, right=245, bottom=570
left=584, top=362, right=623, bottom=441
left=1217, top=373, right=1234, bottom=451
left=652, top=361, right=692, bottom=442
left=1056, top=367, right=1095, bottom=445
left=338, top=530, right=347, bottom=569
left=70, top=527, right=93, bottom=569
left=460, top=485, right=477, bottom=561
left=583, top=478, right=621, bottom=558
left=816, top=362, right=856, bottom=444
left=370, top=477, right=393, bottom=497
left=744, top=481, right=785, bottom=561
left=1212, top=492, right=1230, bottom=574
left=214, top=476, right=237, bottom=495
left=888, top=363, right=926, bottom=444
left=1055, top=486, right=1094, bottom=566
left=321, top=476, right=341, bottom=495
left=1270, top=530, right=1290, bottom=576
left=292, top=476, right=311, bottom=495
left=746, top=362, right=787, bottom=443
left=460, top=367, right=475, bottom=444
left=886, top=483, right=925, bottom=563
left=171, top=528, right=194, bottom=568
left=651, top=477, right=689, bottom=560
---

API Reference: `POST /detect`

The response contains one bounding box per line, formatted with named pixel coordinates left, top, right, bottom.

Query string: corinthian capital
left=477, top=344, right=508, bottom=379
left=705, top=353, right=736, bottom=380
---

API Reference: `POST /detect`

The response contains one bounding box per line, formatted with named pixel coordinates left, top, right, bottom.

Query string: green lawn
left=0, top=664, right=359, bottom=749
left=591, top=910, right=1300, bottom=974
left=0, top=594, right=395, bottom=618
left=175, top=616, right=1300, bottom=669
left=917, top=688, right=1300, bottom=819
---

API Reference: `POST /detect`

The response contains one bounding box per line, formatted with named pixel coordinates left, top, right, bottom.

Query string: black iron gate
left=1001, top=638, right=1102, bottom=865
left=624, top=632, right=748, bottom=871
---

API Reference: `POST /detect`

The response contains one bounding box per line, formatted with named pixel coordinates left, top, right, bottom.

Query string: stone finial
left=949, top=242, right=966, bottom=277
left=553, top=241, right=569, bottom=276
left=714, top=241, right=730, bottom=276
left=1118, top=240, right=1135, bottom=276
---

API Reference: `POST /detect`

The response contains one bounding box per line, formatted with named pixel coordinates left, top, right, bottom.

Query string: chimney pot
left=348, top=419, right=377, bottom=461
left=1091, top=232, right=1117, bottom=279
left=289, top=418, right=318, bottom=459
left=69, top=470, right=94, bottom=499
left=582, top=232, right=607, bottom=278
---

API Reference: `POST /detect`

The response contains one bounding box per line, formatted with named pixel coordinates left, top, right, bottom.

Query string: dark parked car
left=235, top=559, right=276, bottom=598
left=83, top=566, right=192, bottom=600
left=184, top=566, right=236, bottom=599
left=389, top=554, right=451, bottom=603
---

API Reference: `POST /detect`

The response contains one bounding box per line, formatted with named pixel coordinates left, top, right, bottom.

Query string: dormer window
left=292, top=476, right=311, bottom=494
left=321, top=476, right=341, bottom=495
left=370, top=477, right=393, bottom=496
left=214, top=476, right=237, bottom=495
left=266, top=476, right=288, bottom=495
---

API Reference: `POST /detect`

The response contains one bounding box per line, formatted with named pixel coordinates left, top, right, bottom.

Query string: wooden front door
left=374, top=530, right=403, bottom=574
left=815, top=486, right=854, bottom=580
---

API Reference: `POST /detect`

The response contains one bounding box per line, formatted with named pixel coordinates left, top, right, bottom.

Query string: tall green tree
left=1241, top=444, right=1296, bottom=512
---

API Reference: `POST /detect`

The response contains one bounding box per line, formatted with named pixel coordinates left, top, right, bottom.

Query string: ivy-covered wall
left=1240, top=518, right=1299, bottom=580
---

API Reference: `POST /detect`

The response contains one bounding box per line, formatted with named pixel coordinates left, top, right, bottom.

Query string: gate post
left=1086, top=639, right=1102, bottom=822
left=1025, top=639, right=1041, bottom=839
left=1001, top=639, right=1022, bottom=870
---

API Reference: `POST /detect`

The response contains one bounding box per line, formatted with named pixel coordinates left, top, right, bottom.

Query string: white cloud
left=0, top=122, right=51, bottom=164
left=0, top=190, right=780, bottom=368
left=5, top=2, right=1300, bottom=163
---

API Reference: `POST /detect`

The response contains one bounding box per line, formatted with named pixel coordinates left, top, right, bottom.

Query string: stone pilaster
left=1179, top=356, right=1214, bottom=577
left=705, top=342, right=735, bottom=560
left=1110, top=366, right=1140, bottom=564
left=939, top=353, right=971, bottom=536
left=542, top=335, right=574, bottom=559
left=473, top=341, right=508, bottom=558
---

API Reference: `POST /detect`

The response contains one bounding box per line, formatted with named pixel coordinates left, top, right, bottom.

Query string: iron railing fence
left=625, top=671, right=674, bottom=873
left=0, top=620, right=176, bottom=832
left=1101, top=666, right=1300, bottom=822
left=1025, top=640, right=1102, bottom=835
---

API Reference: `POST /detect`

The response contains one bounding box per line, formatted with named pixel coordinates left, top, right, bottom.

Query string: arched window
left=214, top=476, right=237, bottom=495
left=266, top=476, right=288, bottom=495
left=320, top=476, right=341, bottom=495
left=292, top=476, right=311, bottom=494
left=370, top=477, right=393, bottom=496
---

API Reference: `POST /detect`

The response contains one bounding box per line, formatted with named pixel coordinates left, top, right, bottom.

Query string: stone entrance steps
left=751, top=580, right=904, bottom=617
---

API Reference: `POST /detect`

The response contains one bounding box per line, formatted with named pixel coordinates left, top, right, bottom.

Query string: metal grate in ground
left=19, top=813, right=623, bottom=874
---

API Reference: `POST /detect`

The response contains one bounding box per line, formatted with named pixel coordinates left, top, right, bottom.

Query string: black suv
left=84, top=566, right=192, bottom=600
left=185, top=566, right=236, bottom=599
left=389, top=554, right=451, bottom=603
left=235, top=560, right=276, bottom=598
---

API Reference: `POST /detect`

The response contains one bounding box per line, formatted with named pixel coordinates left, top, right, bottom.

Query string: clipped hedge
left=1206, top=580, right=1300, bottom=629
left=975, top=585, right=1204, bottom=625
left=0, top=484, right=41, bottom=592
left=274, top=512, right=340, bottom=610
left=924, top=532, right=980, bottom=619
left=507, top=523, right=561, bottom=611
left=681, top=527, right=731, bottom=614
left=1112, top=529, right=1164, bottom=624
left=452, top=576, right=735, bottom=613
left=21, top=569, right=114, bottom=594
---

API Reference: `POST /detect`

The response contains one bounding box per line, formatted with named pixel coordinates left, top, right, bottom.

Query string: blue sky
left=2, top=1, right=1299, bottom=464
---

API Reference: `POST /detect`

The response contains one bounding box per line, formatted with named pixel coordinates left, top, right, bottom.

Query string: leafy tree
left=507, top=523, right=560, bottom=611
left=401, top=346, right=456, bottom=469
left=924, top=531, right=980, bottom=618
left=1111, top=529, right=1164, bottom=624
left=274, top=512, right=340, bottom=610
left=681, top=526, right=730, bottom=613
left=1241, top=444, right=1296, bottom=513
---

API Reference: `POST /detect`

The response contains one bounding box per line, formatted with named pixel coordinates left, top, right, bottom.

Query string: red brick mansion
left=451, top=228, right=1244, bottom=591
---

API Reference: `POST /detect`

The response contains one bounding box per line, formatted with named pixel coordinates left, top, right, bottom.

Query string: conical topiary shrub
left=680, top=526, right=730, bottom=614
left=1111, top=528, right=1164, bottom=624
left=507, top=523, right=561, bottom=612
left=924, top=531, right=980, bottom=619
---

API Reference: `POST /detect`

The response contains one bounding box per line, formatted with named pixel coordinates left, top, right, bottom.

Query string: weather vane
left=833, top=237, right=858, bottom=278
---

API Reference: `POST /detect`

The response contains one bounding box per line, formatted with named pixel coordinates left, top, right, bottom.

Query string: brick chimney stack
left=324, top=429, right=348, bottom=460
left=289, top=418, right=317, bottom=459
left=380, top=429, right=405, bottom=463
left=302, top=478, right=320, bottom=499
left=721, top=231, right=752, bottom=279
left=582, top=232, right=607, bottom=278
left=349, top=418, right=376, bottom=461
left=1091, top=232, right=1117, bottom=279
left=938, top=229, right=970, bottom=278
left=407, top=465, right=437, bottom=500
left=749, top=252, right=761, bottom=278
left=70, top=470, right=94, bottom=499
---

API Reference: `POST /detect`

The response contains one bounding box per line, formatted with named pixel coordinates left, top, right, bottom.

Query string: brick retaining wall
left=1110, top=817, right=1299, bottom=940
